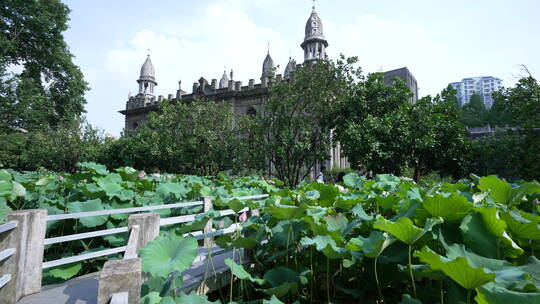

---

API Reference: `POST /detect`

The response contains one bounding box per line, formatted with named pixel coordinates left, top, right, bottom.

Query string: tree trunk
left=413, top=165, right=421, bottom=183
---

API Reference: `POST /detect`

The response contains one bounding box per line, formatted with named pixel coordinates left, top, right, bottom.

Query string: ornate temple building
left=119, top=5, right=417, bottom=174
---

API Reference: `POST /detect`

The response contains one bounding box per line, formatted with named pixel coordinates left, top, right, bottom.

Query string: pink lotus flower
left=152, top=173, right=161, bottom=178
left=138, top=171, right=146, bottom=178
left=58, top=176, right=64, bottom=181
left=239, top=212, right=248, bottom=222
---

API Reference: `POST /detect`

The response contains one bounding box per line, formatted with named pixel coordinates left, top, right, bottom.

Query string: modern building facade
left=450, top=76, right=502, bottom=108
left=383, top=67, right=418, bottom=103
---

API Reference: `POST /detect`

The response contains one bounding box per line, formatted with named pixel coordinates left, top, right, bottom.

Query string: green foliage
left=198, top=173, right=540, bottom=303
left=495, top=75, right=540, bottom=128
left=0, top=0, right=88, bottom=132
left=335, top=76, right=467, bottom=181
left=461, top=93, right=488, bottom=127
left=140, top=235, right=198, bottom=278
left=260, top=56, right=360, bottom=187
left=0, top=163, right=277, bottom=283
left=100, top=100, right=264, bottom=176
left=467, top=131, right=540, bottom=181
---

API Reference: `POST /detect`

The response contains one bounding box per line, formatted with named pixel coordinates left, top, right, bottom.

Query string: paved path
left=17, top=247, right=242, bottom=304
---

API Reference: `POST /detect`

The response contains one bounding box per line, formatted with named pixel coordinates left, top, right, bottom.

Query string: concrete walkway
left=17, top=247, right=242, bottom=304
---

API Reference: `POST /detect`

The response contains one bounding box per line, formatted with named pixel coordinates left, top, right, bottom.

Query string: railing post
left=127, top=213, right=160, bottom=251
left=98, top=258, right=141, bottom=304
left=201, top=196, right=213, bottom=248
left=0, top=221, right=19, bottom=304
left=7, top=209, right=47, bottom=301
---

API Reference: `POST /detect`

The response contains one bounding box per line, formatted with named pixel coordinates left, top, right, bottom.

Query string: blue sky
left=62, top=0, right=540, bottom=136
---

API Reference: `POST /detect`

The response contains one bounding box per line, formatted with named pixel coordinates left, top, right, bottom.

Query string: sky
left=62, top=0, right=540, bottom=136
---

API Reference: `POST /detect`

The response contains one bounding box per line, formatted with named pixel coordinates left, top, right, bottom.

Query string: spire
left=262, top=48, right=275, bottom=78
left=219, top=69, right=229, bottom=89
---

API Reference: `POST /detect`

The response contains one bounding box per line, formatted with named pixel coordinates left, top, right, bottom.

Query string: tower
left=301, top=5, right=328, bottom=61
left=137, top=55, right=157, bottom=95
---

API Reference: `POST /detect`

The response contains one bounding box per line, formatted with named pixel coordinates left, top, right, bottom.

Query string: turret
left=301, top=5, right=328, bottom=61
left=137, top=55, right=157, bottom=95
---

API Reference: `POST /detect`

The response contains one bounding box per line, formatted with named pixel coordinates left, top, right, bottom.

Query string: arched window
left=247, top=107, right=257, bottom=116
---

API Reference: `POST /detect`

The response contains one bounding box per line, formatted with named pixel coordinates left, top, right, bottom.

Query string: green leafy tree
left=334, top=73, right=413, bottom=176
left=0, top=120, right=104, bottom=171
left=495, top=76, right=540, bottom=128
left=261, top=57, right=359, bottom=187
left=105, top=100, right=264, bottom=175
left=460, top=93, right=488, bottom=127
left=407, top=95, right=468, bottom=181
left=0, top=0, right=88, bottom=132
left=486, top=98, right=512, bottom=127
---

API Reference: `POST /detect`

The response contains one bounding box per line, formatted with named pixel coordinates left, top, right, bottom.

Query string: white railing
left=0, top=194, right=268, bottom=304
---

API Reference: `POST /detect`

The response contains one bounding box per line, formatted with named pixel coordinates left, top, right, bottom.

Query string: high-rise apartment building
left=450, top=76, right=502, bottom=108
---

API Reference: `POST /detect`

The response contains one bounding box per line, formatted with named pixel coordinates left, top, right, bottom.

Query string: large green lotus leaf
left=444, top=244, right=510, bottom=271
left=227, top=198, right=246, bottom=213
left=140, top=235, right=198, bottom=277
left=475, top=282, right=540, bottom=304
left=271, top=220, right=304, bottom=248
left=477, top=207, right=524, bottom=257
left=156, top=182, right=190, bottom=199
left=263, top=295, right=285, bottom=304
left=423, top=193, right=473, bottom=221
left=224, top=258, right=264, bottom=284
left=501, top=210, right=540, bottom=240
left=78, top=162, right=109, bottom=175
left=508, top=183, right=540, bottom=205
left=373, top=216, right=443, bottom=245
left=263, top=266, right=300, bottom=287
left=351, top=204, right=373, bottom=221
left=67, top=199, right=108, bottom=228
left=175, top=292, right=221, bottom=304
left=325, top=213, right=348, bottom=233
left=141, top=291, right=162, bottom=304
left=415, top=246, right=496, bottom=289
left=11, top=182, right=26, bottom=197
left=262, top=282, right=298, bottom=297
left=459, top=213, right=499, bottom=258
left=343, top=173, right=364, bottom=189
left=0, top=181, right=12, bottom=197
left=307, top=183, right=340, bottom=207
left=0, top=197, right=12, bottom=224
left=376, top=195, right=401, bottom=210
left=265, top=204, right=307, bottom=219
left=300, top=235, right=344, bottom=259
left=478, top=176, right=511, bottom=204
left=0, top=169, right=11, bottom=181
left=347, top=231, right=395, bottom=258
left=399, top=294, right=422, bottom=304
left=178, top=210, right=219, bottom=234
left=304, top=190, right=320, bottom=201
left=48, top=262, right=82, bottom=280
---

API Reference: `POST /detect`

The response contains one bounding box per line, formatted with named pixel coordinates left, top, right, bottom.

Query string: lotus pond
left=2, top=163, right=540, bottom=303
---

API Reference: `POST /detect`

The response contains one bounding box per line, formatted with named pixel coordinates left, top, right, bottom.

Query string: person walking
left=317, top=166, right=326, bottom=183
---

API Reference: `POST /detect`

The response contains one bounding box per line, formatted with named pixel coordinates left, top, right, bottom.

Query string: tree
left=0, top=119, right=105, bottom=172
left=333, top=72, right=412, bottom=176
left=104, top=100, right=264, bottom=176
left=460, top=93, right=487, bottom=127
left=495, top=76, right=540, bottom=128
left=485, top=98, right=512, bottom=127
left=260, top=57, right=359, bottom=187
left=0, top=0, right=88, bottom=132
left=406, top=95, right=468, bottom=181
left=335, top=77, right=467, bottom=181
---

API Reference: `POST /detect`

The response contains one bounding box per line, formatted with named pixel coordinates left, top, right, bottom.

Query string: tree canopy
left=0, top=0, right=88, bottom=132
